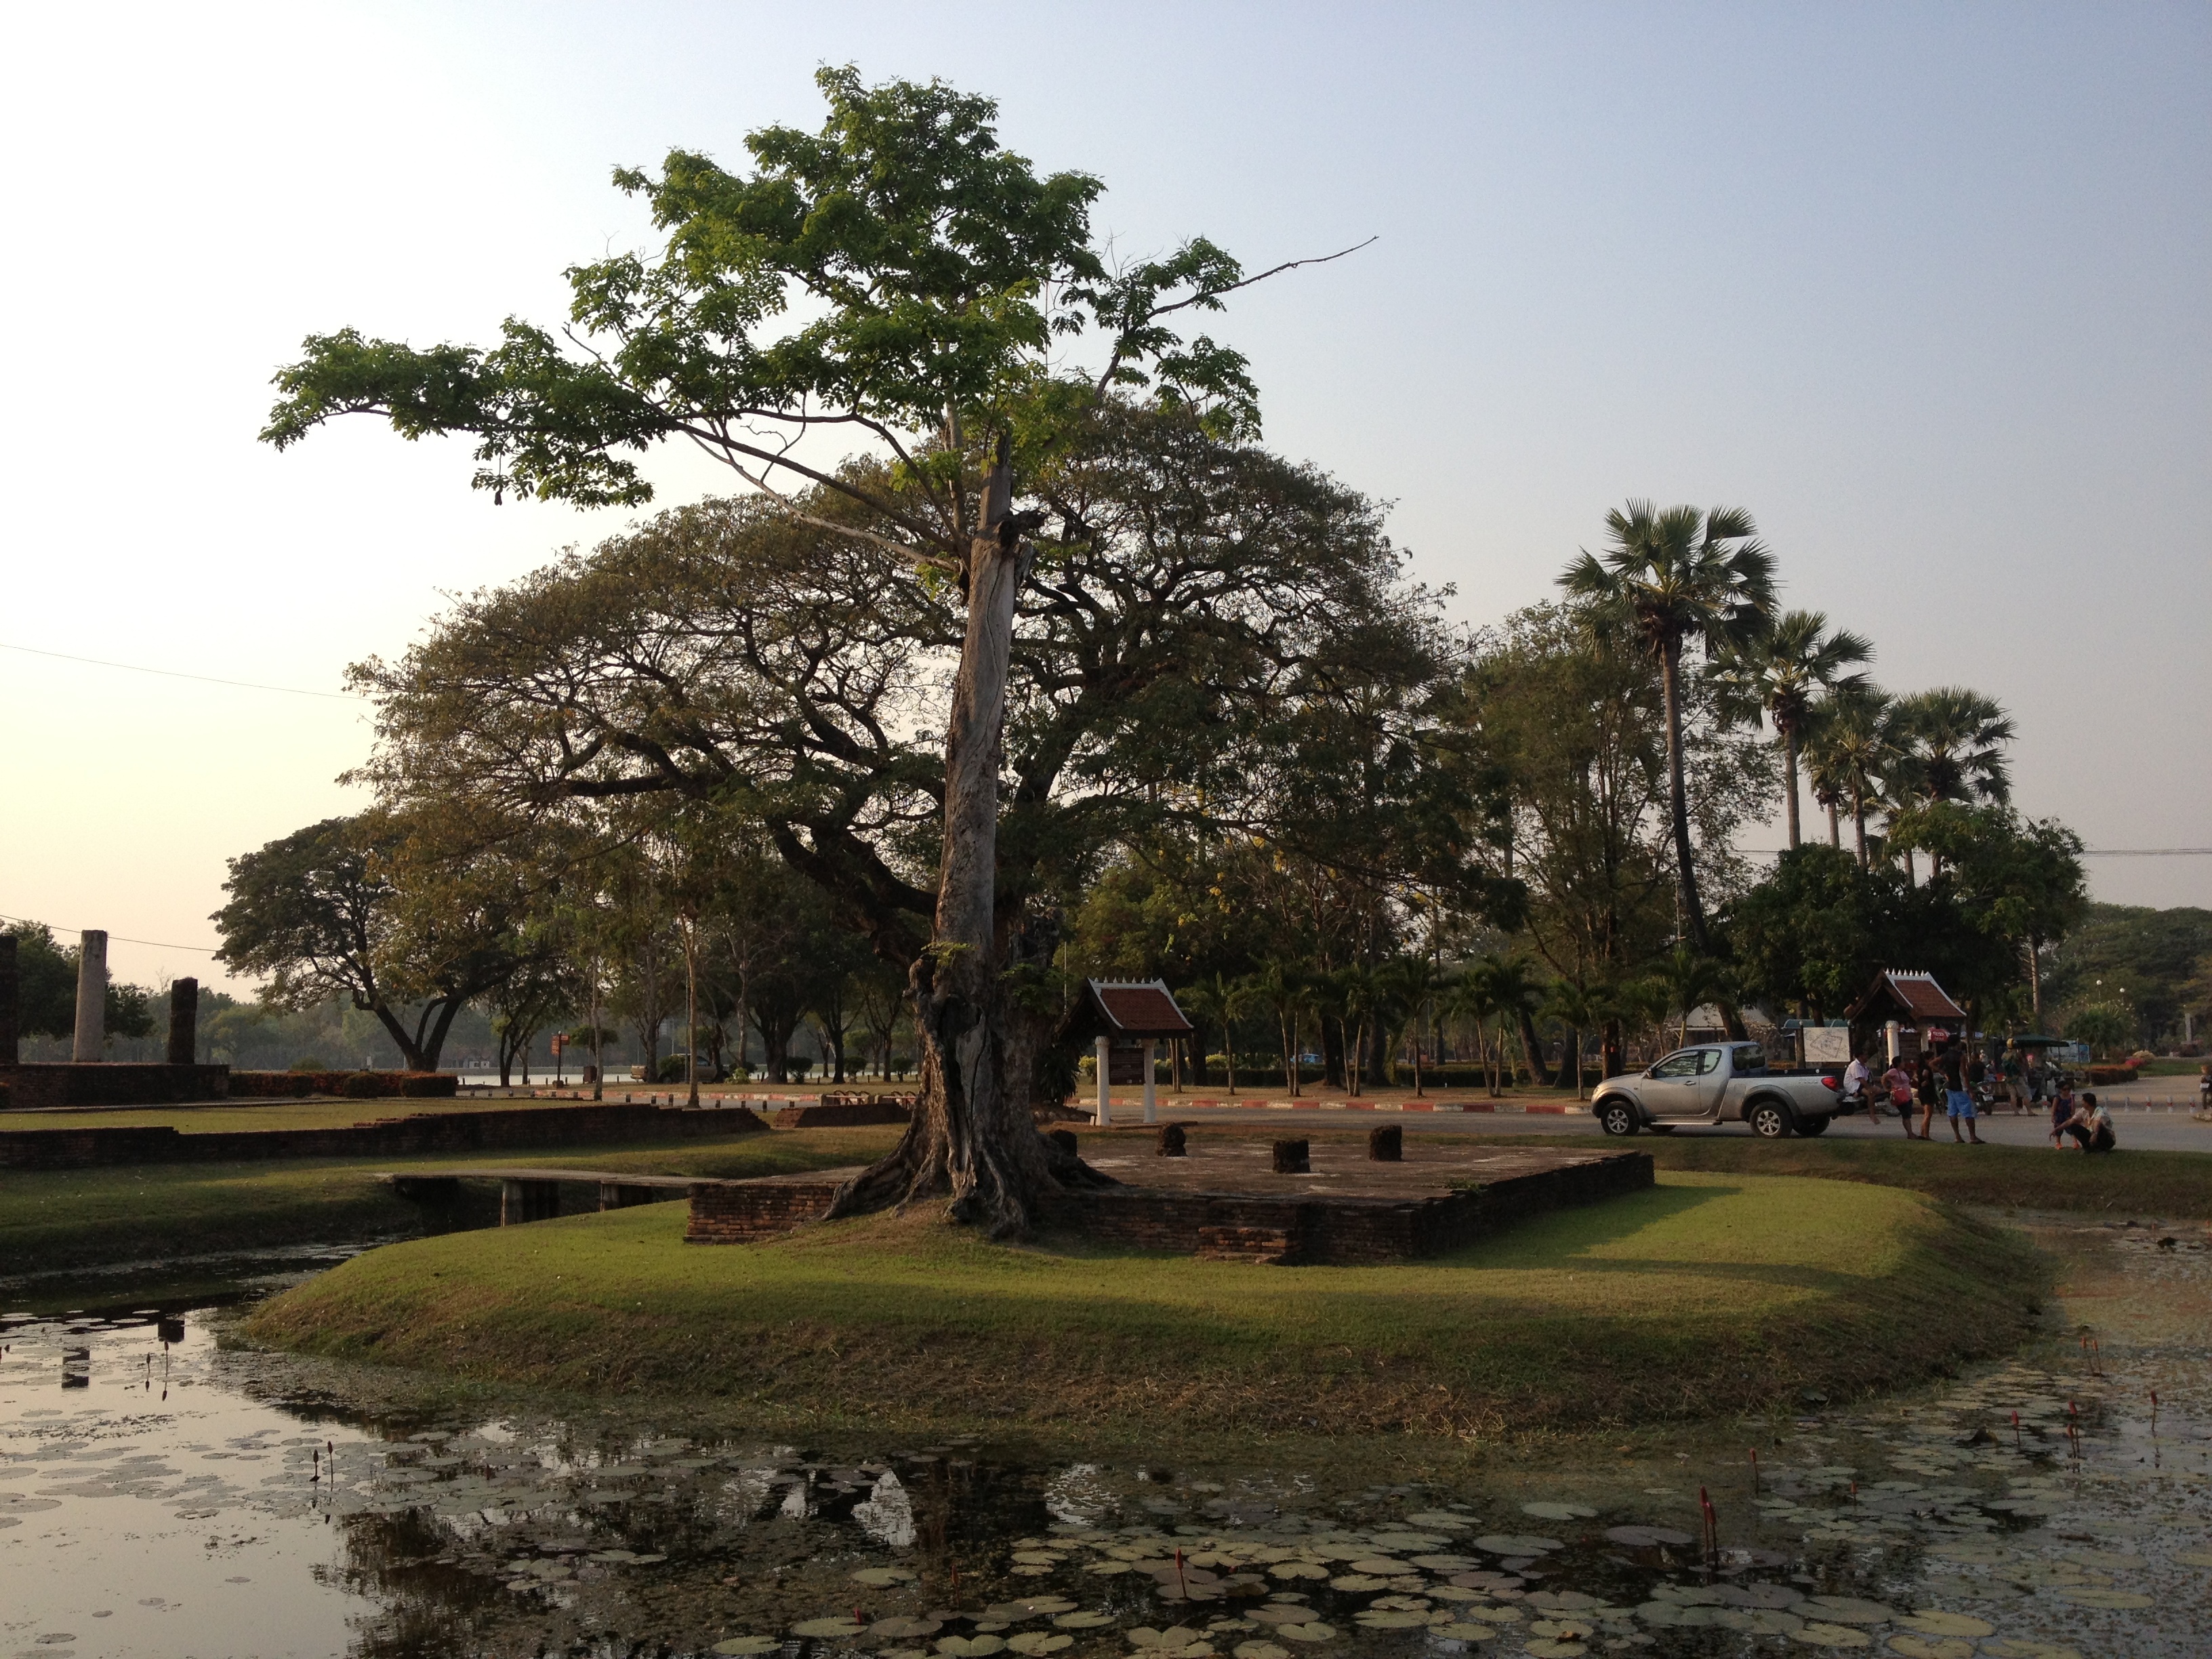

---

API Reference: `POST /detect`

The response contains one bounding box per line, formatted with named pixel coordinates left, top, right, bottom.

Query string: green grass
left=247, top=1172, right=2045, bottom=1439
left=1507, top=1133, right=2212, bottom=1219
left=0, top=1128, right=901, bottom=1275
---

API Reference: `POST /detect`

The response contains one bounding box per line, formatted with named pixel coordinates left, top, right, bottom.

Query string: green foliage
left=264, top=66, right=1271, bottom=533
left=2064, top=1002, right=2135, bottom=1059
left=2043, top=903, right=2212, bottom=1046
left=1, top=922, right=155, bottom=1046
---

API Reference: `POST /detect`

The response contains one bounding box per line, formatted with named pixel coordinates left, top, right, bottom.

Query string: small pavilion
left=1846, top=970, right=1968, bottom=1062
left=1071, top=980, right=1193, bottom=1126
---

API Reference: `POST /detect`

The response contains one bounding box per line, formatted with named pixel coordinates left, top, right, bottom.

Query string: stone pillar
left=72, top=930, right=108, bottom=1063
left=1142, top=1040, right=1158, bottom=1125
left=1885, top=1020, right=1901, bottom=1065
left=0, top=933, right=17, bottom=1066
left=1095, top=1036, right=1112, bottom=1126
left=167, top=977, right=200, bottom=1067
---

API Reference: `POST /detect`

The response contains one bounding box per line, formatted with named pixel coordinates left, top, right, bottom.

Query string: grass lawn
left=246, top=1171, right=2045, bottom=1440
left=1512, top=1134, right=2212, bottom=1219
left=0, top=1128, right=901, bottom=1275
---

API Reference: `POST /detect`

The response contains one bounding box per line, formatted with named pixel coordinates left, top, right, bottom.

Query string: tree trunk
left=1852, top=792, right=1869, bottom=868
left=1781, top=722, right=1802, bottom=850
left=2028, top=938, right=2043, bottom=1022
left=589, top=964, right=604, bottom=1101
left=682, top=922, right=701, bottom=1109
left=1658, top=638, right=1711, bottom=952
left=1601, top=1017, right=1624, bottom=1084
left=1515, top=1007, right=1552, bottom=1088
left=1826, top=800, right=1841, bottom=848
left=825, top=449, right=1105, bottom=1235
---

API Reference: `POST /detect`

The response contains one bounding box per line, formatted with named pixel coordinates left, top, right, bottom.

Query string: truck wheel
left=1597, top=1097, right=1641, bottom=1136
left=1798, top=1113, right=1832, bottom=1136
left=1748, top=1101, right=1795, bottom=1139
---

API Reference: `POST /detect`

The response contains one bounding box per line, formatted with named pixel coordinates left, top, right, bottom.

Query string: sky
left=1, top=1, right=2205, bottom=996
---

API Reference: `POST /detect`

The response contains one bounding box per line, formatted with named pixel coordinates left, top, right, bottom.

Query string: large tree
left=1801, top=685, right=1897, bottom=868
left=1708, top=609, right=1872, bottom=850
left=1557, top=503, right=1776, bottom=956
left=212, top=816, right=524, bottom=1070
left=266, top=70, right=1371, bottom=1232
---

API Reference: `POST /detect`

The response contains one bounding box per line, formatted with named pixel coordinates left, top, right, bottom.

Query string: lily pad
left=1402, top=1513, right=1473, bottom=1530
left=1266, top=1562, right=1328, bottom=1581
left=1473, top=1534, right=1560, bottom=1556
left=872, top=1620, right=944, bottom=1639
left=1519, top=1502, right=1596, bottom=1522
left=853, top=1568, right=919, bottom=1586
left=1125, top=1628, right=1210, bottom=1658
left=1885, top=1640, right=1972, bottom=1659
left=1353, top=1612, right=1428, bottom=1630
left=1233, top=1645, right=1289, bottom=1659
left=712, top=1641, right=782, bottom=1657
left=1900, top=1612, right=1994, bottom=1639
left=1053, top=1614, right=1115, bottom=1631
left=1343, top=1558, right=1404, bottom=1576
left=1801, top=1597, right=1893, bottom=1626
left=1523, top=1642, right=1586, bottom=1658
left=2056, top=1589, right=2153, bottom=1610
left=1603, top=1525, right=1693, bottom=1549
left=937, top=1639, right=1008, bottom=1658
left=792, top=1620, right=867, bottom=1641
left=1408, top=1555, right=1475, bottom=1572
left=1269, top=1624, right=1334, bottom=1645
left=1006, top=1636, right=1071, bottom=1655
left=1326, top=1576, right=1387, bottom=1593
left=1789, top=1625, right=1871, bottom=1650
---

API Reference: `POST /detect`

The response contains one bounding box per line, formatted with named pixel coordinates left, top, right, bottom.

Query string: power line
left=0, top=640, right=367, bottom=701
left=0, top=910, right=224, bottom=955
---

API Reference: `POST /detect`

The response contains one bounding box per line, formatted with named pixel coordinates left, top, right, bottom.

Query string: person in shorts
left=2047, top=1078, right=2078, bottom=1149
left=2060, top=1090, right=2116, bottom=1153
left=1879, top=1056, right=1914, bottom=1131
left=1914, top=1054, right=1943, bottom=1141
left=1942, top=1046, right=1983, bottom=1143
left=1844, top=1050, right=1871, bottom=1114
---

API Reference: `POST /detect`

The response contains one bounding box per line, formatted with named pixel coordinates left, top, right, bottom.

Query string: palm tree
left=1250, top=960, right=1313, bottom=1097
left=1442, top=962, right=1504, bottom=1094
left=1889, top=687, right=2014, bottom=880
left=1892, top=687, right=2014, bottom=806
left=1541, top=979, right=1615, bottom=1100
left=1177, top=972, right=1251, bottom=1094
left=1708, top=610, right=1873, bottom=848
left=1377, top=954, right=1446, bottom=1096
left=1560, top=501, right=1777, bottom=953
left=1641, top=943, right=1736, bottom=1048
left=1803, top=686, right=1897, bottom=868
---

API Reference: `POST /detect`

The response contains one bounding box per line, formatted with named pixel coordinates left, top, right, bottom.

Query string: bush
left=228, top=1070, right=457, bottom=1099
left=288, top=1057, right=326, bottom=1073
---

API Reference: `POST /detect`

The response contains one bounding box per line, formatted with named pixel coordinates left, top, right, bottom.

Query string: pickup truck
left=1591, top=1041, right=1846, bottom=1139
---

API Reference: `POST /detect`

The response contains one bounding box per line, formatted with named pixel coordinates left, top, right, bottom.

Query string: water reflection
left=1, top=1222, right=2207, bottom=1658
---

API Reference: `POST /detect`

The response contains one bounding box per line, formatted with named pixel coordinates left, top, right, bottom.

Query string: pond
left=3, top=1221, right=2207, bottom=1659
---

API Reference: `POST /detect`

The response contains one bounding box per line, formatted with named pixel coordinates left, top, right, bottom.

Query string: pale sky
left=1, top=1, right=2205, bottom=995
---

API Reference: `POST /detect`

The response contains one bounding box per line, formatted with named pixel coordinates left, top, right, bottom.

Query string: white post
left=1885, top=1020, right=1901, bottom=1065
left=72, top=929, right=108, bottom=1063
left=1096, top=1036, right=1112, bottom=1126
left=1142, top=1040, right=1158, bottom=1124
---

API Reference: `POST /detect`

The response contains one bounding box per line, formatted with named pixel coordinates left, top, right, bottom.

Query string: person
left=2060, top=1090, right=2116, bottom=1153
left=2025, top=1052, right=2046, bottom=1106
left=2199, top=1061, right=2209, bottom=1111
left=2003, top=1048, right=2029, bottom=1115
left=2047, top=1077, right=2079, bottom=1149
left=1943, top=1044, right=1984, bottom=1144
left=1914, top=1053, right=1944, bottom=1141
left=1844, top=1049, right=1871, bottom=1114
left=1880, top=1054, right=1914, bottom=1132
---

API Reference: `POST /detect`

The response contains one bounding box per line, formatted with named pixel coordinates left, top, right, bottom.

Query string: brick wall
left=0, top=1103, right=769, bottom=1171
left=0, top=1063, right=229, bottom=1110
left=684, top=1179, right=848, bottom=1243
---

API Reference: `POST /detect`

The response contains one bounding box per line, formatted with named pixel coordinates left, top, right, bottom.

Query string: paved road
left=1092, top=1099, right=2212, bottom=1153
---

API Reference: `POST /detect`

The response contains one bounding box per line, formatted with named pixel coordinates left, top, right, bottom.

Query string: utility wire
left=0, top=640, right=367, bottom=701
left=0, top=910, right=224, bottom=955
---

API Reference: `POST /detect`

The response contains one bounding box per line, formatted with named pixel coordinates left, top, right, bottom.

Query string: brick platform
left=680, top=1138, right=1652, bottom=1263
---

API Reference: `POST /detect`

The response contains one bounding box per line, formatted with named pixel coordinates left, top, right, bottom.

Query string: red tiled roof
left=1851, top=971, right=1967, bottom=1022
left=1088, top=981, right=1193, bottom=1037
